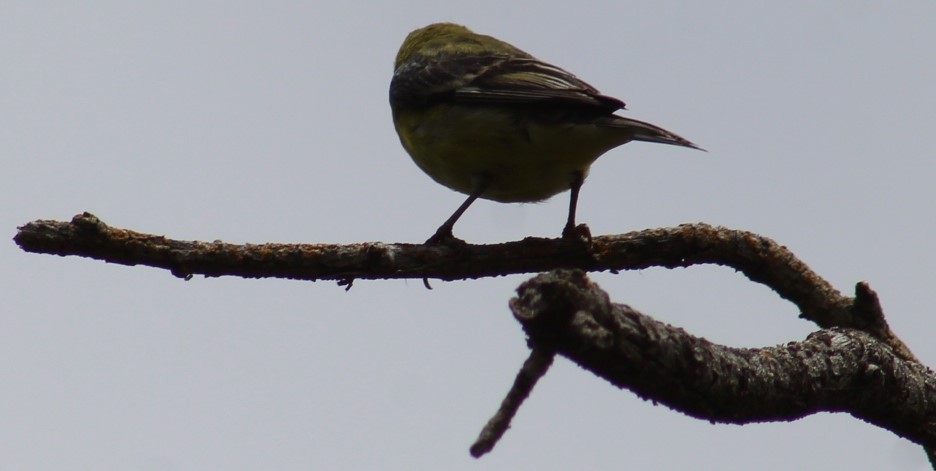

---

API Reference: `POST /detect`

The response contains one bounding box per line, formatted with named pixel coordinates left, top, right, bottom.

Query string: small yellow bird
left=389, top=23, right=701, bottom=244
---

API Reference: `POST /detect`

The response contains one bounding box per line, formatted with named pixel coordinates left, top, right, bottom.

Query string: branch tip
left=470, top=346, right=555, bottom=458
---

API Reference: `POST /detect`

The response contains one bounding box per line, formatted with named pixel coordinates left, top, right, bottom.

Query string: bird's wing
left=456, top=57, right=625, bottom=112
left=390, top=54, right=625, bottom=113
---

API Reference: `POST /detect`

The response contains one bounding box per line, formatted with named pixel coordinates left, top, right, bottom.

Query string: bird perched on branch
left=389, top=23, right=701, bottom=244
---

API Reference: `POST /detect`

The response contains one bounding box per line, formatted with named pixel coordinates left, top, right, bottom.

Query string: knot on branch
left=510, top=269, right=612, bottom=347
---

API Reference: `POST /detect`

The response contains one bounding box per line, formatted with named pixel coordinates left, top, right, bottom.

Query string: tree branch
left=13, top=212, right=913, bottom=359
left=470, top=345, right=555, bottom=458
left=505, top=270, right=936, bottom=449
left=14, top=213, right=931, bottom=462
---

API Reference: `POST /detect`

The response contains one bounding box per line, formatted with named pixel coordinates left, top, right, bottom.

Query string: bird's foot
left=561, top=223, right=592, bottom=244
left=425, top=227, right=468, bottom=248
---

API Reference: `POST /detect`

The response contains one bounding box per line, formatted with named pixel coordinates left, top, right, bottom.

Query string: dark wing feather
left=390, top=53, right=624, bottom=113
left=455, top=57, right=625, bottom=112
left=390, top=54, right=499, bottom=108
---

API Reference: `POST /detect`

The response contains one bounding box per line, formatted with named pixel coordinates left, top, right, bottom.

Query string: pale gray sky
left=3, top=2, right=935, bottom=469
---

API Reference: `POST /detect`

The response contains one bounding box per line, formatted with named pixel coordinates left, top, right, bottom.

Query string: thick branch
left=509, top=270, right=936, bottom=448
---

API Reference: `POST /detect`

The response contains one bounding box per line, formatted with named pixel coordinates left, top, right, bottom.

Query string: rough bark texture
left=13, top=212, right=912, bottom=358
left=510, top=270, right=936, bottom=448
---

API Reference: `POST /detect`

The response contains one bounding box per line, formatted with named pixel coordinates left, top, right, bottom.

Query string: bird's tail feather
left=610, top=116, right=704, bottom=151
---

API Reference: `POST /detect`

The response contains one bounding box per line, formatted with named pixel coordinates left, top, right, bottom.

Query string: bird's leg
left=426, top=174, right=489, bottom=245
left=561, top=170, right=590, bottom=240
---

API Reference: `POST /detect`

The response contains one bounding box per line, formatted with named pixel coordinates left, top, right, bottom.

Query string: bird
left=389, top=23, right=701, bottom=244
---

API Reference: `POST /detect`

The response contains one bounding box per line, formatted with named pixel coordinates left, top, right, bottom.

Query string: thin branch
left=508, top=270, right=936, bottom=448
left=470, top=346, right=555, bottom=458
left=13, top=212, right=912, bottom=358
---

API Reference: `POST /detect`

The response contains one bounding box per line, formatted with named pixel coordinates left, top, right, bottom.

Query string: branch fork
left=13, top=212, right=931, bottom=462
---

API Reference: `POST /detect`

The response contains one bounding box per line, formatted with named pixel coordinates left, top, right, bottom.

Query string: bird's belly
left=395, top=105, right=619, bottom=203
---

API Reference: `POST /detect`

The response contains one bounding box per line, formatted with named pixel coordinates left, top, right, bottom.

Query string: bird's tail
left=610, top=116, right=704, bottom=151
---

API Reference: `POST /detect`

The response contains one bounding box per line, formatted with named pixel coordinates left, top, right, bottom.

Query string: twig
left=470, top=346, right=555, bottom=457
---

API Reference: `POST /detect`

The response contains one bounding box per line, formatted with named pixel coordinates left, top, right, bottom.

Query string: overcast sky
left=3, top=2, right=935, bottom=470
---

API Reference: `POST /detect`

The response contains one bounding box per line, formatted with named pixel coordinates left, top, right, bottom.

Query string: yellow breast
left=393, top=104, right=631, bottom=202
